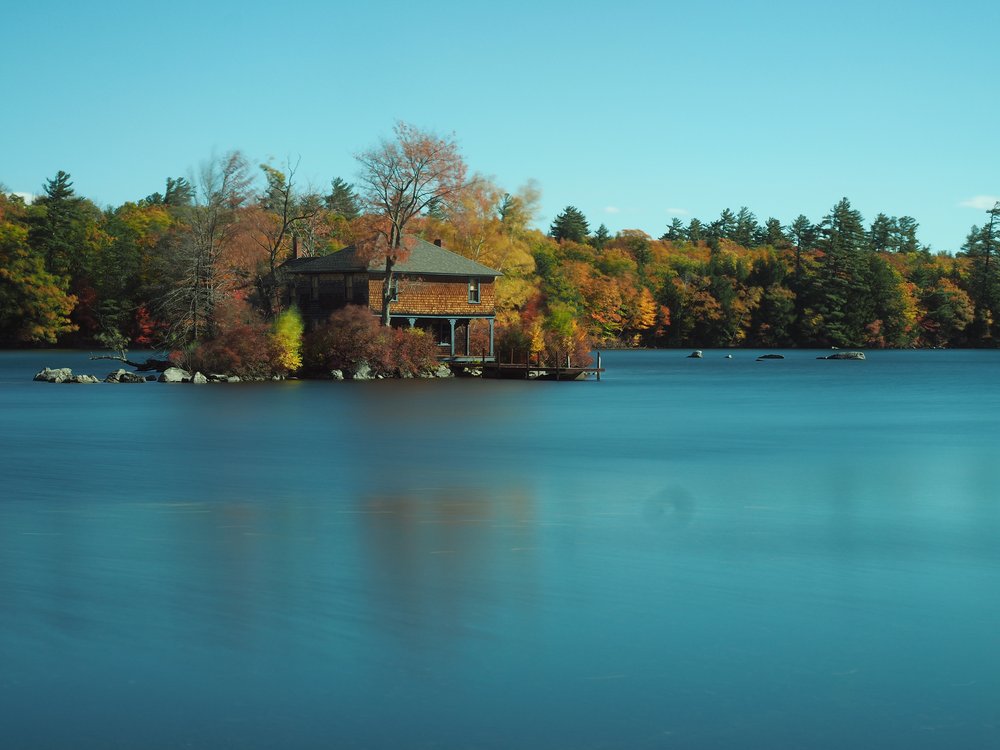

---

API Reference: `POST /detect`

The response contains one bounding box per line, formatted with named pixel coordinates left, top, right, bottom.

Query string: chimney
left=433, top=238, right=443, bottom=247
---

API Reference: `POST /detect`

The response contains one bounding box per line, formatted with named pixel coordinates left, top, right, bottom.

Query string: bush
left=271, top=307, right=304, bottom=372
left=185, top=326, right=278, bottom=379
left=304, top=305, right=439, bottom=377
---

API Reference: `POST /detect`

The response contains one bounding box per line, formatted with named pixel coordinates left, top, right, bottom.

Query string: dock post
left=597, top=351, right=602, bottom=381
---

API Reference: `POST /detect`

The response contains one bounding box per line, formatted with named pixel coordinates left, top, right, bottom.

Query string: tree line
left=2, top=130, right=999, bottom=359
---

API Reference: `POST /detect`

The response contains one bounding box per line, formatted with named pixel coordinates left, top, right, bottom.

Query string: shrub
left=271, top=307, right=304, bottom=373
left=303, top=305, right=439, bottom=377
left=186, top=326, right=278, bottom=379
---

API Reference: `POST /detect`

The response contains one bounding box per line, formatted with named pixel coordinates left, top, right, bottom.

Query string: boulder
left=432, top=364, right=454, bottom=378
left=67, top=374, right=101, bottom=384
left=227, top=376, right=241, bottom=383
left=351, top=362, right=375, bottom=381
left=687, top=350, right=703, bottom=358
left=192, top=372, right=208, bottom=384
left=824, top=351, right=865, bottom=360
left=330, top=369, right=345, bottom=381
left=158, top=367, right=191, bottom=383
left=105, top=369, right=147, bottom=383
left=34, top=367, right=73, bottom=383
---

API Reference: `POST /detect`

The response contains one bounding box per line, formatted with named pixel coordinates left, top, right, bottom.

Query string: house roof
left=283, top=236, right=502, bottom=277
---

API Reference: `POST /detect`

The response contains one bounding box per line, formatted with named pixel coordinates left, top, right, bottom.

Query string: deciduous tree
left=356, top=122, right=468, bottom=325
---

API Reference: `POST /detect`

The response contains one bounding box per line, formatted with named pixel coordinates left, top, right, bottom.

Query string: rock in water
left=687, top=350, right=703, bottom=358
left=192, top=372, right=208, bottom=384
left=819, top=351, right=866, bottom=360
left=34, top=367, right=73, bottom=383
left=158, top=367, right=192, bottom=383
left=105, top=369, right=147, bottom=383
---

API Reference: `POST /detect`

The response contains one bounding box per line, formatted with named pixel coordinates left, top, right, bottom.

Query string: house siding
left=368, top=275, right=496, bottom=317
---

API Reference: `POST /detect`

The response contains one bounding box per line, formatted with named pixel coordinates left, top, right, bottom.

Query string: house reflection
left=357, top=484, right=539, bottom=648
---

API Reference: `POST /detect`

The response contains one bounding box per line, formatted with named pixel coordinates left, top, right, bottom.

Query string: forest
left=2, top=126, right=999, bottom=370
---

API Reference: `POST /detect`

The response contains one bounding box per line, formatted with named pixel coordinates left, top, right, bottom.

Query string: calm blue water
left=1, top=349, right=998, bottom=749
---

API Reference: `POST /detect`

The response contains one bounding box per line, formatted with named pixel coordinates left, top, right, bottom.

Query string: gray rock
left=433, top=364, right=454, bottom=378
left=330, top=369, right=344, bottom=381
left=192, top=372, right=208, bottom=384
left=105, top=368, right=146, bottom=383
left=227, top=376, right=241, bottom=383
left=67, top=374, right=101, bottom=384
left=351, top=362, right=375, bottom=381
left=158, top=367, right=191, bottom=383
left=687, top=350, right=703, bottom=358
left=819, top=351, right=865, bottom=360
left=34, top=367, right=73, bottom=383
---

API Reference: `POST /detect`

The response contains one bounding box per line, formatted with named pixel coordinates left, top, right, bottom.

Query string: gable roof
left=283, top=236, right=502, bottom=277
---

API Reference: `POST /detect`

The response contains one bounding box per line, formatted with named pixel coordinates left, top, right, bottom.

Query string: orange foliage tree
left=355, top=122, right=468, bottom=325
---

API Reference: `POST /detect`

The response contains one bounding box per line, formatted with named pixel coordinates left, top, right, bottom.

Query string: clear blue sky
left=3, top=0, right=997, bottom=252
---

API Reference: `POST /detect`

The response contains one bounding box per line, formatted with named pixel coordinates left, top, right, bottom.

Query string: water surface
left=1, top=349, right=998, bottom=748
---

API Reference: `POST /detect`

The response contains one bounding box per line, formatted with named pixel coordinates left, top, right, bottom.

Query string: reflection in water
left=359, top=485, right=537, bottom=647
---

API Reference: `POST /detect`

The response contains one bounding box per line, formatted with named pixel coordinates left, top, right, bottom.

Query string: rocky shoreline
left=33, top=361, right=456, bottom=384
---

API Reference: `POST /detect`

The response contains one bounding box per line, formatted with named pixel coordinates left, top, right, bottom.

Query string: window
left=468, top=277, right=481, bottom=304
left=388, top=277, right=399, bottom=302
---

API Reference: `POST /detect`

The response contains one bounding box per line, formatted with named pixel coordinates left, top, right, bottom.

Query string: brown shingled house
left=281, top=237, right=502, bottom=359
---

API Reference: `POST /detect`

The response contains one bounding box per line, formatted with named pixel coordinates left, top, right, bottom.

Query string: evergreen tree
left=325, top=177, right=360, bottom=220
left=164, top=177, right=193, bottom=207
left=811, top=198, right=870, bottom=345
left=895, top=216, right=920, bottom=253
left=549, top=206, right=589, bottom=243
left=687, top=218, right=704, bottom=242
left=963, top=202, right=1000, bottom=341
left=760, top=217, right=788, bottom=248
left=661, top=217, right=686, bottom=242
left=591, top=223, right=610, bottom=250
left=868, top=213, right=898, bottom=253
left=732, top=207, right=759, bottom=247
left=715, top=208, right=737, bottom=240
left=27, top=170, right=97, bottom=280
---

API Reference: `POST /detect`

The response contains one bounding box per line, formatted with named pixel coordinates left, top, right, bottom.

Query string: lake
left=1, top=349, right=998, bottom=749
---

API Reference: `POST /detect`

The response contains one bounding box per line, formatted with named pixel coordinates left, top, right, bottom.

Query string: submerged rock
left=819, top=351, right=866, bottom=360
left=687, top=350, right=703, bottom=358
left=756, top=354, right=785, bottom=360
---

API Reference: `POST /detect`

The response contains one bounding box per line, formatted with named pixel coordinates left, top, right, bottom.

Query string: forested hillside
left=2, top=151, right=998, bottom=353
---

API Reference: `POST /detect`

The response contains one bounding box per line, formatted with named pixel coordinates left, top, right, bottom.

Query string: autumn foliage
left=303, top=305, right=438, bottom=377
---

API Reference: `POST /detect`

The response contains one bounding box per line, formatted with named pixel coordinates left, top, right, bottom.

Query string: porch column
left=448, top=318, right=457, bottom=357
left=488, top=319, right=495, bottom=358
left=465, top=320, right=471, bottom=357
left=407, top=317, right=416, bottom=328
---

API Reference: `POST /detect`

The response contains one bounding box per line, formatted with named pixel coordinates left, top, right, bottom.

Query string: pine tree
left=661, top=217, right=686, bottom=242
left=549, top=206, right=589, bottom=243
left=591, top=223, right=610, bottom=250
left=325, top=177, right=360, bottom=220
left=812, top=197, right=870, bottom=345
left=732, top=207, right=759, bottom=247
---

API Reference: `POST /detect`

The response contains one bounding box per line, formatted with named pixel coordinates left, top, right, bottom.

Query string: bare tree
left=251, top=158, right=321, bottom=317
left=158, top=151, right=253, bottom=344
left=356, top=122, right=468, bottom=325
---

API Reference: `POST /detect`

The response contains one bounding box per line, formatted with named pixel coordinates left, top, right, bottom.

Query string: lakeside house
left=280, top=236, right=502, bottom=360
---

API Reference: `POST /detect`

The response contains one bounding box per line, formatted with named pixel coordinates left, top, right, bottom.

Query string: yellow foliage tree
left=271, top=306, right=304, bottom=373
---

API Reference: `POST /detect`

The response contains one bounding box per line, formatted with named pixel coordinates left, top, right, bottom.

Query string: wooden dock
left=453, top=352, right=605, bottom=380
